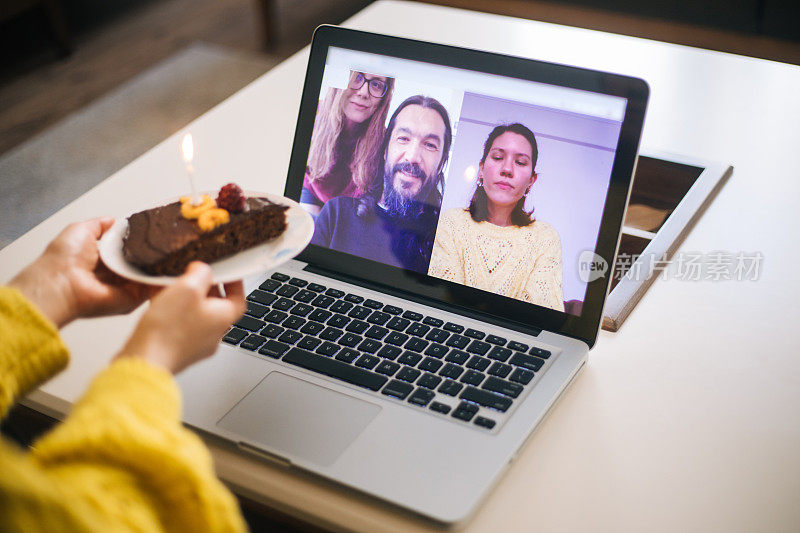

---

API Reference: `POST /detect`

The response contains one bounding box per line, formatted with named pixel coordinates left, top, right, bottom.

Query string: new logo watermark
left=578, top=251, right=608, bottom=282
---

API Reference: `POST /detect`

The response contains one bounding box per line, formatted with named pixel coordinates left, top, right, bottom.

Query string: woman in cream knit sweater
left=429, top=123, right=565, bottom=312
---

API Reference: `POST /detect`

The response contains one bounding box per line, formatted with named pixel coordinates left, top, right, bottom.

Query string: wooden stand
left=602, top=152, right=733, bottom=331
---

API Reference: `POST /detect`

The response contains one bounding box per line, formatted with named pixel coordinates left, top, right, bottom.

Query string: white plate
left=99, top=192, right=314, bottom=285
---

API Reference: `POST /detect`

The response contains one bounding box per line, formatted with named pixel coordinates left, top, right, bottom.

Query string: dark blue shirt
left=311, top=196, right=438, bottom=274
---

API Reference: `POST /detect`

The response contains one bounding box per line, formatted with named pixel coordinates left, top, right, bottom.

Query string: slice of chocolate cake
left=123, top=191, right=288, bottom=276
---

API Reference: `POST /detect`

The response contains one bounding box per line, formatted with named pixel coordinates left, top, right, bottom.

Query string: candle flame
left=181, top=133, right=194, bottom=163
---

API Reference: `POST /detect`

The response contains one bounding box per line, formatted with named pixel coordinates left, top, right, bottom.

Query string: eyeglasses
left=349, top=72, right=388, bottom=98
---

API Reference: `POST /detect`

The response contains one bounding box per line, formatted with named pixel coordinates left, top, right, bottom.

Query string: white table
left=2, top=1, right=799, bottom=531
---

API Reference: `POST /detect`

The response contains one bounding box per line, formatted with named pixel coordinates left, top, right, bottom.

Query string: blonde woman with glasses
left=301, top=71, right=395, bottom=216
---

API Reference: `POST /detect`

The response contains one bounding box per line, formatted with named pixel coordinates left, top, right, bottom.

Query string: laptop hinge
left=303, top=264, right=542, bottom=338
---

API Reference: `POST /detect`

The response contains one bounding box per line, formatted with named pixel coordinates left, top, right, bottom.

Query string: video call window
left=300, top=47, right=627, bottom=316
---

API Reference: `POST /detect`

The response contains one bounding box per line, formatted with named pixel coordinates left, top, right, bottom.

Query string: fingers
left=180, top=262, right=213, bottom=294
left=221, top=280, right=245, bottom=302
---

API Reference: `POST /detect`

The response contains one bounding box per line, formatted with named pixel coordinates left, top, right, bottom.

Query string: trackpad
left=217, top=372, right=380, bottom=466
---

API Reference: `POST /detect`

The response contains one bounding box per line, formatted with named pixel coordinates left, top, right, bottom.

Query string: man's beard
left=383, top=161, right=435, bottom=218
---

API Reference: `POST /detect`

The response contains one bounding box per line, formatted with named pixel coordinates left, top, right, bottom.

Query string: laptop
left=178, top=25, right=648, bottom=524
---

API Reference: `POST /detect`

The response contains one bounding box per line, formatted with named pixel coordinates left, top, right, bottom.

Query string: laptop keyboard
left=222, top=272, right=553, bottom=431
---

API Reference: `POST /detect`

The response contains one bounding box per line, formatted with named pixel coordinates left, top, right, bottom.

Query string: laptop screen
left=296, top=46, right=627, bottom=317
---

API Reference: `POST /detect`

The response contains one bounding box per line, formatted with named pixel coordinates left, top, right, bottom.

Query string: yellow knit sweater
left=0, top=286, right=246, bottom=533
left=429, top=209, right=565, bottom=312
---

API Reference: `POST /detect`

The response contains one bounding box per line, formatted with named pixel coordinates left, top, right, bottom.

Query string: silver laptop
left=178, top=25, right=648, bottom=524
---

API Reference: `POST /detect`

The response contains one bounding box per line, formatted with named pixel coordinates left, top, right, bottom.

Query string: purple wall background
left=440, top=93, right=623, bottom=302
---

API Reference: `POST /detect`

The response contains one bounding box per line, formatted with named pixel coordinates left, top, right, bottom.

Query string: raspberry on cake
left=122, top=184, right=288, bottom=276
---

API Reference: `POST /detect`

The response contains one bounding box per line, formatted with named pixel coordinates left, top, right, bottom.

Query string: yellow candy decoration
left=180, top=194, right=216, bottom=219
left=197, top=208, right=230, bottom=232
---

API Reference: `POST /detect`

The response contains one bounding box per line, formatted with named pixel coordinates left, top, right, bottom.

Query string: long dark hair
left=468, top=123, right=538, bottom=227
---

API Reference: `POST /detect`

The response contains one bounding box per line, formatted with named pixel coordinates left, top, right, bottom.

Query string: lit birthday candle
left=181, top=133, right=200, bottom=205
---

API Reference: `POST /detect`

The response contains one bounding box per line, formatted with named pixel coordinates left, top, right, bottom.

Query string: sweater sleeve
left=522, top=225, right=565, bottom=312
left=0, top=286, right=69, bottom=419
left=427, top=210, right=465, bottom=283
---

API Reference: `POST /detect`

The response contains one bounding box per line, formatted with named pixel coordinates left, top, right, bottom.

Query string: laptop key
left=335, top=348, right=359, bottom=363
left=247, top=290, right=278, bottom=306
left=307, top=282, right=326, bottom=292
left=381, top=379, right=413, bottom=400
left=464, top=328, right=485, bottom=339
left=397, top=366, right=421, bottom=383
left=405, top=337, right=429, bottom=352
left=357, top=338, right=381, bottom=353
left=417, top=373, right=442, bottom=390
left=344, top=293, right=363, bottom=303
left=402, top=310, right=423, bottom=321
left=278, top=330, right=302, bottom=344
left=509, top=367, right=535, bottom=385
left=508, top=341, right=529, bottom=352
left=311, top=295, right=335, bottom=308
left=443, top=322, right=464, bottom=333
left=258, top=340, right=290, bottom=358
left=425, top=328, right=449, bottom=343
left=315, top=341, right=340, bottom=357
left=384, top=331, right=409, bottom=346
left=345, top=319, right=369, bottom=334
left=365, top=325, right=389, bottom=340
left=488, top=362, right=513, bottom=378
left=429, top=401, right=451, bottom=414
left=375, top=360, right=400, bottom=376
left=329, top=300, right=353, bottom=314
left=439, top=363, right=464, bottom=380
left=355, top=354, right=380, bottom=370
left=282, top=347, right=388, bottom=391
left=222, top=327, right=248, bottom=345
left=363, top=299, right=383, bottom=309
left=408, top=388, right=436, bottom=407
left=276, top=284, right=299, bottom=297
left=383, top=305, right=403, bottom=315
left=288, top=277, right=308, bottom=287
left=466, top=356, right=491, bottom=372
left=299, top=321, right=324, bottom=335
left=270, top=272, right=290, bottom=282
left=327, top=314, right=350, bottom=329
left=240, top=334, right=266, bottom=351
left=319, top=327, right=344, bottom=341
left=509, top=353, right=545, bottom=372
left=487, top=346, right=512, bottom=362
left=461, top=386, right=513, bottom=412
left=444, top=350, right=469, bottom=365
left=452, top=402, right=479, bottom=421
left=282, top=316, right=305, bottom=330
left=235, top=315, right=266, bottom=332
left=474, top=417, right=496, bottom=430
left=308, top=309, right=332, bottom=323
left=289, top=303, right=313, bottom=317
left=529, top=347, right=552, bottom=359
left=419, top=357, right=443, bottom=373
left=348, top=306, right=371, bottom=320
left=424, top=343, right=448, bottom=359
left=485, top=335, right=507, bottom=346
left=377, top=345, right=402, bottom=360
left=259, top=279, right=281, bottom=292
left=338, top=333, right=362, bottom=347
left=438, top=379, right=463, bottom=396
left=407, top=323, right=430, bottom=337
left=272, top=298, right=295, bottom=312
left=398, top=352, right=422, bottom=366
left=325, top=288, right=345, bottom=298
left=297, top=336, right=322, bottom=350
left=446, top=334, right=470, bottom=349
left=423, top=316, right=444, bottom=327
left=294, top=289, right=317, bottom=303
left=367, top=311, right=390, bottom=325
left=386, top=316, right=410, bottom=331
left=460, top=370, right=486, bottom=386
left=245, top=301, right=269, bottom=318
left=260, top=324, right=283, bottom=338
left=466, top=340, right=491, bottom=356
left=483, top=376, right=524, bottom=398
